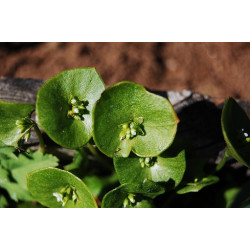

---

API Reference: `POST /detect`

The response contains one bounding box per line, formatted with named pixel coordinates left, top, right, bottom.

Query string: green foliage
left=101, top=181, right=165, bottom=208
left=224, top=187, right=241, bottom=208
left=221, top=97, right=250, bottom=167
left=0, top=194, right=8, bottom=208
left=64, top=148, right=89, bottom=178
left=6, top=150, right=58, bottom=188
left=1, top=67, right=249, bottom=208
left=0, top=149, right=59, bottom=203
left=36, top=68, right=105, bottom=149
left=177, top=176, right=219, bottom=194
left=27, top=168, right=97, bottom=208
left=0, top=141, right=17, bottom=160
left=0, top=100, right=34, bottom=147
left=114, top=138, right=186, bottom=189
left=93, top=81, right=179, bottom=158
left=83, top=174, right=118, bottom=197
left=0, top=167, right=32, bottom=202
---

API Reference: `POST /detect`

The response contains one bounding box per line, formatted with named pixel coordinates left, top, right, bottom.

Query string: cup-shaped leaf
left=36, top=68, right=105, bottom=149
left=114, top=139, right=186, bottom=188
left=221, top=97, right=250, bottom=167
left=27, top=168, right=97, bottom=208
left=93, top=82, right=179, bottom=158
left=101, top=181, right=164, bottom=208
left=176, top=175, right=219, bottom=194
left=0, top=100, right=34, bottom=147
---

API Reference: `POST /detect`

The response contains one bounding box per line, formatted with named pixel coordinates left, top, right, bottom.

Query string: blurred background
left=0, top=42, right=250, bottom=100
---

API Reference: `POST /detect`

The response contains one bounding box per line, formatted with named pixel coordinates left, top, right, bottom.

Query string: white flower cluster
left=123, top=194, right=136, bottom=208
left=67, top=96, right=87, bottom=121
left=139, top=157, right=156, bottom=168
left=53, top=185, right=77, bottom=207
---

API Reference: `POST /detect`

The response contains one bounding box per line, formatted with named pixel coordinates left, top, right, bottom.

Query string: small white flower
left=123, top=198, right=129, bottom=208
left=128, top=194, right=135, bottom=203
left=73, top=107, right=79, bottom=113
left=130, top=122, right=135, bottom=128
left=131, top=129, right=136, bottom=136
left=53, top=192, right=63, bottom=204
left=71, top=99, right=77, bottom=104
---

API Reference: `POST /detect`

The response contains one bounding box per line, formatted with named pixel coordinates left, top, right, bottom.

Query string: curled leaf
left=221, top=97, right=250, bottom=167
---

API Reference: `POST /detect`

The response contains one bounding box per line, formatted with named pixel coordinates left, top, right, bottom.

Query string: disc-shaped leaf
left=101, top=182, right=162, bottom=208
left=114, top=139, right=186, bottom=188
left=221, top=98, right=250, bottom=167
left=0, top=100, right=34, bottom=146
left=176, top=175, right=219, bottom=194
left=36, top=68, right=105, bottom=149
left=93, top=81, right=179, bottom=158
left=27, top=168, right=97, bottom=208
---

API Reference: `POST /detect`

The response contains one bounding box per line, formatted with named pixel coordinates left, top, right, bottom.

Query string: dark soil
left=1, top=42, right=250, bottom=100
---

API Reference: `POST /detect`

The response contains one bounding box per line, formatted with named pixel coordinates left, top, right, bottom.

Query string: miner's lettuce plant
left=0, top=67, right=250, bottom=208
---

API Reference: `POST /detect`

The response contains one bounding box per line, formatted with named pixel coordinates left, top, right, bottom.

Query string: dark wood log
left=1, top=77, right=249, bottom=164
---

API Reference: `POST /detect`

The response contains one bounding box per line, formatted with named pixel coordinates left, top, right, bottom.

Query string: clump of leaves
left=0, top=67, right=249, bottom=208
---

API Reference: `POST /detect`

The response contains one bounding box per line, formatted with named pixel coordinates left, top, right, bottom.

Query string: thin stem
left=215, top=149, right=229, bottom=172
left=87, top=143, right=113, bottom=170
left=33, top=123, right=45, bottom=154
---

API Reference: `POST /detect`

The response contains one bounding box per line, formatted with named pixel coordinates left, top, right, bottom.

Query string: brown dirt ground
left=0, top=42, right=250, bottom=100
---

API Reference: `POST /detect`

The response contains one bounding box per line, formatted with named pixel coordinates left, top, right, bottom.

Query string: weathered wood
left=0, top=77, right=249, bottom=163
left=0, top=77, right=44, bottom=104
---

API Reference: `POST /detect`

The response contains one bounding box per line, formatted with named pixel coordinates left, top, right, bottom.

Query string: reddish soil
left=0, top=42, right=250, bottom=100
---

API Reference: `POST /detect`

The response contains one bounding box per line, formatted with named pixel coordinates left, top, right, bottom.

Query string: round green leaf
left=176, top=175, right=219, bottom=194
left=114, top=139, right=186, bottom=188
left=221, top=97, right=250, bottom=167
left=36, top=68, right=105, bottom=149
left=0, top=100, right=34, bottom=146
left=101, top=182, right=161, bottom=208
left=93, top=81, right=179, bottom=158
left=27, top=168, right=97, bottom=208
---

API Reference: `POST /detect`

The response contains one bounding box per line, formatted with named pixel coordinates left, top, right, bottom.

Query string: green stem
left=87, top=143, right=113, bottom=170
left=33, top=123, right=45, bottom=154
left=215, top=149, right=229, bottom=172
